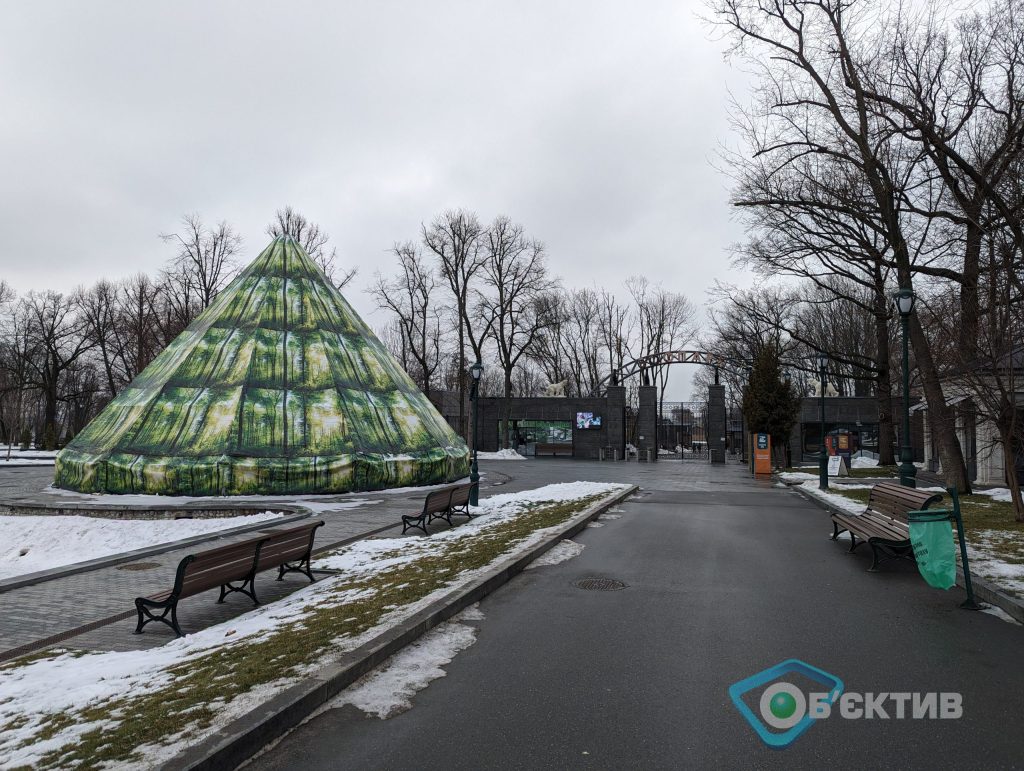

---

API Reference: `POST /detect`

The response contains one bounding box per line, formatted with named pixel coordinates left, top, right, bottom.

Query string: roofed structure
left=55, top=236, right=469, bottom=495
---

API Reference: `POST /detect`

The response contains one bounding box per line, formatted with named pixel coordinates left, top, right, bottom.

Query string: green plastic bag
left=908, top=512, right=956, bottom=590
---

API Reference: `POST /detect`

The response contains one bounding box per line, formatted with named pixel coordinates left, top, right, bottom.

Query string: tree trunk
left=999, top=425, right=1024, bottom=522
left=909, top=313, right=971, bottom=492
left=873, top=309, right=896, bottom=466
left=500, top=370, right=514, bottom=450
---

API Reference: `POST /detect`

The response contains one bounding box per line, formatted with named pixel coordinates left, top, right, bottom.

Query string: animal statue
left=810, top=379, right=839, bottom=397
left=544, top=379, right=569, bottom=397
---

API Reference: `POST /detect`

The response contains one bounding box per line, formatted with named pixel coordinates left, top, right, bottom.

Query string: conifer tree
left=743, top=344, right=800, bottom=465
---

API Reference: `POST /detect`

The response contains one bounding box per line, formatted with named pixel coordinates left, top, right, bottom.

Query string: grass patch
left=0, top=492, right=611, bottom=770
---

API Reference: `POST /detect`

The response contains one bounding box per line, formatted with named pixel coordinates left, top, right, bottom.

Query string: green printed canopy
left=55, top=236, right=469, bottom=495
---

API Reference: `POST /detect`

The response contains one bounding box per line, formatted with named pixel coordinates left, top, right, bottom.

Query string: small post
left=948, top=486, right=981, bottom=610
left=817, top=354, right=829, bottom=490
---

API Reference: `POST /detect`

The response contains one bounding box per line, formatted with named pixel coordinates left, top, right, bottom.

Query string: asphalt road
left=248, top=463, right=1024, bottom=770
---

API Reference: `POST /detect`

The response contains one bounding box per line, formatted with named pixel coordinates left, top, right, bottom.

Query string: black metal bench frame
left=830, top=482, right=943, bottom=571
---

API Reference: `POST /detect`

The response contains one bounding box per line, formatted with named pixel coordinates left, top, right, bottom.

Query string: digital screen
left=576, top=412, right=602, bottom=429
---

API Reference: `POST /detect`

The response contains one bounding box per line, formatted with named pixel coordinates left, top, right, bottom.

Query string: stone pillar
left=708, top=384, right=726, bottom=464
left=638, top=385, right=658, bottom=461
left=606, top=386, right=626, bottom=460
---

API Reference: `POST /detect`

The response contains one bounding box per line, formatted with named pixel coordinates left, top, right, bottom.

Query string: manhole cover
left=116, top=562, right=161, bottom=571
left=574, top=577, right=627, bottom=591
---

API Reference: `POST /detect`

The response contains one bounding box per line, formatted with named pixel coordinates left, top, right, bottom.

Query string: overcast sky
left=1, top=1, right=752, bottom=399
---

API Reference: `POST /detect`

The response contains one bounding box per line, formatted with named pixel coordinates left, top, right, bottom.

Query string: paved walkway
left=250, top=460, right=1024, bottom=770
left=0, top=458, right=712, bottom=657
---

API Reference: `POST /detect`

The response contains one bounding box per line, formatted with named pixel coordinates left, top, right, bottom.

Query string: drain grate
left=574, top=577, right=627, bottom=591
left=116, top=562, right=161, bottom=571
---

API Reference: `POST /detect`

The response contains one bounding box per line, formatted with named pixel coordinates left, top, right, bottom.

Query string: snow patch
left=526, top=540, right=585, bottom=569
left=586, top=521, right=604, bottom=528
left=980, top=605, right=1022, bottom=626
left=328, top=619, right=480, bottom=718
left=476, top=449, right=525, bottom=460
left=0, top=512, right=287, bottom=580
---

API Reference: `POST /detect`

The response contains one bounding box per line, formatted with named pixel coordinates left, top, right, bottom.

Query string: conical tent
left=55, top=236, right=469, bottom=495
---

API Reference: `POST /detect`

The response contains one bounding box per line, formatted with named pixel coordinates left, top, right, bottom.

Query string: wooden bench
left=134, top=520, right=324, bottom=637
left=830, top=483, right=943, bottom=571
left=535, top=443, right=573, bottom=457
left=402, top=482, right=478, bottom=535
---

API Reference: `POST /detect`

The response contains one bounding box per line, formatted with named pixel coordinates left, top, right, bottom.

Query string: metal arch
left=615, top=350, right=725, bottom=381
left=591, top=350, right=731, bottom=395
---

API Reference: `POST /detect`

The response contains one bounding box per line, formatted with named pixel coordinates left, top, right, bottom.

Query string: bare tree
left=160, top=214, right=241, bottom=329
left=267, top=205, right=357, bottom=288
left=15, top=292, right=95, bottom=448
left=480, top=216, right=555, bottom=447
left=422, top=208, right=490, bottom=438
left=369, top=243, right=445, bottom=397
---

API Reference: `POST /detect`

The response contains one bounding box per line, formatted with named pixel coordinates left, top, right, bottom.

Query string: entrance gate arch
left=596, top=350, right=742, bottom=464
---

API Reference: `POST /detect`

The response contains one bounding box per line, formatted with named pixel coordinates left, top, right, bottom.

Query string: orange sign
left=754, top=433, right=772, bottom=477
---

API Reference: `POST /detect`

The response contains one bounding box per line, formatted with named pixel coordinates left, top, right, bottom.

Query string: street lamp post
left=817, top=353, right=829, bottom=490
left=893, top=288, right=918, bottom=488
left=469, top=361, right=483, bottom=505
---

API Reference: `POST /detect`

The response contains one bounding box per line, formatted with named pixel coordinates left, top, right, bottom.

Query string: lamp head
left=816, top=353, right=828, bottom=372
left=893, top=287, right=915, bottom=316
left=469, top=361, right=483, bottom=381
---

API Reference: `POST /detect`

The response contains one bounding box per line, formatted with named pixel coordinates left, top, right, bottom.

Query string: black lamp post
left=817, top=353, right=829, bottom=490
left=469, top=360, right=483, bottom=505
left=893, top=288, right=918, bottom=488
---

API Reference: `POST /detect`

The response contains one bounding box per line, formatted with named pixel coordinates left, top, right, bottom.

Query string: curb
left=790, top=484, right=1024, bottom=624
left=0, top=511, right=313, bottom=594
left=164, top=484, right=639, bottom=771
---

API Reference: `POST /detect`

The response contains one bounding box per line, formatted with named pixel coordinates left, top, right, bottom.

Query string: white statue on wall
left=810, top=379, right=839, bottom=397
left=544, top=380, right=569, bottom=397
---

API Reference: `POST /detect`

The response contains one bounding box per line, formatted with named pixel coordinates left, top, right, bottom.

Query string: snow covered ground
left=0, top=512, right=288, bottom=580
left=525, top=539, right=585, bottom=569
left=0, top=480, right=627, bottom=769
left=476, top=449, right=525, bottom=460
left=327, top=605, right=486, bottom=718
left=0, top=447, right=57, bottom=465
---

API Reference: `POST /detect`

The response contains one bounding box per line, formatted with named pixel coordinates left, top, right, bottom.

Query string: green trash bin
left=908, top=511, right=957, bottom=590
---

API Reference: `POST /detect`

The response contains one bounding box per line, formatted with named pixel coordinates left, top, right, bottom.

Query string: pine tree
left=743, top=345, right=800, bottom=464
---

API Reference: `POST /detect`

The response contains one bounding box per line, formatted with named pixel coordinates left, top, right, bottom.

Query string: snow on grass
left=476, top=449, right=525, bottom=460
left=851, top=456, right=879, bottom=469
left=328, top=613, right=482, bottom=718
left=526, top=540, right=585, bottom=569
left=962, top=530, right=1024, bottom=599
left=975, top=487, right=1016, bottom=503
left=797, top=481, right=870, bottom=514
left=0, top=512, right=288, bottom=580
left=0, top=481, right=627, bottom=770
left=779, top=472, right=818, bottom=484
